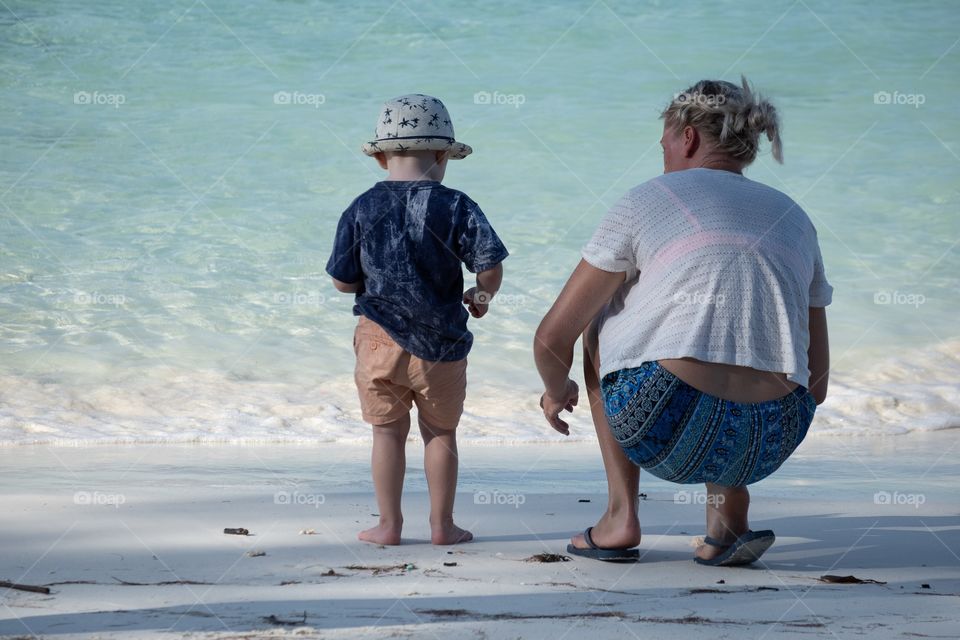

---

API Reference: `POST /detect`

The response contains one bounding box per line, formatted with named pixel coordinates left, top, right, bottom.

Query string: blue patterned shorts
left=600, top=362, right=816, bottom=486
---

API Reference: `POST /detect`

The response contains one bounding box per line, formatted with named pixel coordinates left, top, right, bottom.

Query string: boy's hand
left=540, top=379, right=579, bottom=436
left=462, top=287, right=492, bottom=318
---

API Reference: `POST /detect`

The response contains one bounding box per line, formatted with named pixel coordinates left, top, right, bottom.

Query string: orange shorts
left=353, top=316, right=467, bottom=428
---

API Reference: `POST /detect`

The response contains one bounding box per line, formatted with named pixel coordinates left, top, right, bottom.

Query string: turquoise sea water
left=1, top=0, right=958, bottom=444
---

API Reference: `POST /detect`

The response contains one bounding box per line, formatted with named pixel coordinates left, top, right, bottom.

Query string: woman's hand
left=540, top=379, right=580, bottom=436
left=533, top=259, right=625, bottom=436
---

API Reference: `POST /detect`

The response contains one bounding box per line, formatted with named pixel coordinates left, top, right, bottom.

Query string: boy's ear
left=374, top=152, right=388, bottom=170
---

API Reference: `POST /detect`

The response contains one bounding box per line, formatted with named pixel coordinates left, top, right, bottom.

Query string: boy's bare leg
left=419, top=419, right=473, bottom=545
left=358, top=416, right=411, bottom=545
left=569, top=319, right=642, bottom=550
left=696, top=483, right=750, bottom=560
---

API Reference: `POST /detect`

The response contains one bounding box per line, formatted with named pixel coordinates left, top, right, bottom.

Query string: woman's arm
left=534, top=259, right=626, bottom=434
left=807, top=306, right=830, bottom=405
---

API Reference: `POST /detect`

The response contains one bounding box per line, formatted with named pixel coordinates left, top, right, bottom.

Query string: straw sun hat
left=361, top=93, right=472, bottom=159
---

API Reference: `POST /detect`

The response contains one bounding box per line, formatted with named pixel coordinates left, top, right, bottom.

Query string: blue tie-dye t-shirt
left=326, top=181, right=508, bottom=362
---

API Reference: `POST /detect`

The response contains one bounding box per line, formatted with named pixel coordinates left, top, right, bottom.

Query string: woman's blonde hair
left=660, top=75, right=783, bottom=165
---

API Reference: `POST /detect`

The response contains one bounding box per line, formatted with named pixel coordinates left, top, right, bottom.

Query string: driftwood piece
left=224, top=527, right=250, bottom=536
left=1, top=580, right=51, bottom=594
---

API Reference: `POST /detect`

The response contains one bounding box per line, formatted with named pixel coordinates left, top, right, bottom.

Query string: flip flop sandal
left=693, top=529, right=776, bottom=567
left=566, top=527, right=640, bottom=562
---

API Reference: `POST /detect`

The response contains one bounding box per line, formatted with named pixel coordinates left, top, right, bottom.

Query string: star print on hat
left=361, top=94, right=472, bottom=159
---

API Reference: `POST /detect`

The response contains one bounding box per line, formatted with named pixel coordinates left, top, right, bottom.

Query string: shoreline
left=3, top=338, right=960, bottom=447
left=2, top=425, right=957, bottom=447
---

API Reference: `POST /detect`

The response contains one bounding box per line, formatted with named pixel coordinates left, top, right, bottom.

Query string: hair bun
left=661, top=75, right=783, bottom=165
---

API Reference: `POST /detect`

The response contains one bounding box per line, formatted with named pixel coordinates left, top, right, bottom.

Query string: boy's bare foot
left=431, top=522, right=473, bottom=545
left=358, top=522, right=402, bottom=546
left=568, top=510, right=641, bottom=550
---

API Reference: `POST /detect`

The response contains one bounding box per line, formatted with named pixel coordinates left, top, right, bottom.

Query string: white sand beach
left=2, top=436, right=957, bottom=639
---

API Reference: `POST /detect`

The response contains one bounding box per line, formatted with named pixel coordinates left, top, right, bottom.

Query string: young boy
left=326, top=94, right=508, bottom=546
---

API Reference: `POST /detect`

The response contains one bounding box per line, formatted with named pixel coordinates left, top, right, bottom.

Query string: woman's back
left=583, top=167, right=833, bottom=400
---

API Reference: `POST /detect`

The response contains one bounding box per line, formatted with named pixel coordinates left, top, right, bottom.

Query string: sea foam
left=2, top=340, right=958, bottom=446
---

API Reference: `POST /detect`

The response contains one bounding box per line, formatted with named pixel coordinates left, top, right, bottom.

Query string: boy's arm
left=326, top=200, right=365, bottom=295
left=331, top=278, right=361, bottom=294
left=462, top=263, right=503, bottom=318
left=807, top=306, right=830, bottom=405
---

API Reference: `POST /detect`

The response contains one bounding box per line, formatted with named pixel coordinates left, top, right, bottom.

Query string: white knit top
left=582, top=168, right=833, bottom=388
